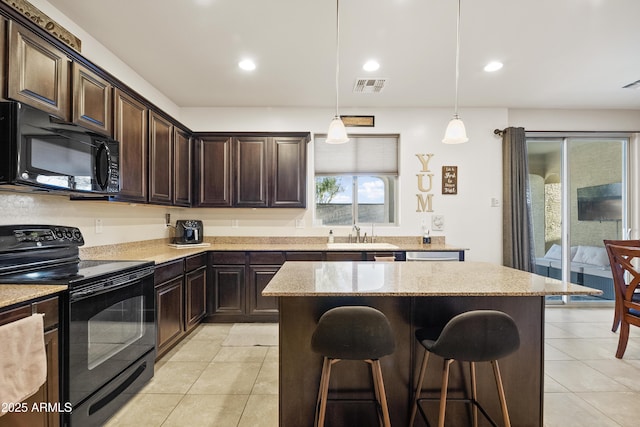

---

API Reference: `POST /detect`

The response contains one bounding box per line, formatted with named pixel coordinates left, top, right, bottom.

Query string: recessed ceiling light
left=484, top=61, right=503, bottom=72
left=363, top=60, right=380, bottom=72
left=238, top=59, right=256, bottom=71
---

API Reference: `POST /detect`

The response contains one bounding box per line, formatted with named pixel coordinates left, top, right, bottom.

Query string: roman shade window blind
left=314, top=135, right=398, bottom=175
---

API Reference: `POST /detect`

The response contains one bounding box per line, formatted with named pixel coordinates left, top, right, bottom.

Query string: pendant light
left=326, top=0, right=349, bottom=144
left=442, top=0, right=468, bottom=144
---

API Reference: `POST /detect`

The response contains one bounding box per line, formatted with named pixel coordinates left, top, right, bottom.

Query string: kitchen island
left=262, top=261, right=601, bottom=427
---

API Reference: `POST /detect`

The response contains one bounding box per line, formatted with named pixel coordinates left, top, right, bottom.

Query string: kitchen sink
left=326, top=242, right=400, bottom=250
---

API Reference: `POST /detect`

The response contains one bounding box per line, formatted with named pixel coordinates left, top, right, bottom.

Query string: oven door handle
left=70, top=269, right=153, bottom=302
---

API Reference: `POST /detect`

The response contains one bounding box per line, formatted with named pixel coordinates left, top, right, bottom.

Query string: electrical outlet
left=231, top=219, right=239, bottom=228
left=95, top=218, right=103, bottom=234
left=491, top=198, right=501, bottom=207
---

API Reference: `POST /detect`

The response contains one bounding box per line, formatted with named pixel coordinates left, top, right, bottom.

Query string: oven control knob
left=72, top=229, right=82, bottom=241
left=54, top=229, right=64, bottom=239
left=64, top=230, right=72, bottom=239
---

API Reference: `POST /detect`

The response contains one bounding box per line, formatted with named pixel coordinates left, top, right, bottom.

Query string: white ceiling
left=46, top=0, right=640, bottom=110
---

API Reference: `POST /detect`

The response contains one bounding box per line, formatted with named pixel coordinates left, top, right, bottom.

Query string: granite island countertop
left=262, top=261, right=602, bottom=297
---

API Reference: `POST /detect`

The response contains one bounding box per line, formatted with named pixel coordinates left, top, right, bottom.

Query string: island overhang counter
left=263, top=261, right=601, bottom=427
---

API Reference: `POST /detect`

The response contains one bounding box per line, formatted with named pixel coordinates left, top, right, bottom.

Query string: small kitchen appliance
left=173, top=220, right=203, bottom=245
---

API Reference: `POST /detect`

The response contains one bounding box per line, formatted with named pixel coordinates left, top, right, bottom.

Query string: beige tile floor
left=106, top=306, right=640, bottom=426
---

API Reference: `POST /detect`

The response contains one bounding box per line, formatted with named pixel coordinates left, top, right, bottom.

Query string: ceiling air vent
left=622, top=80, right=640, bottom=89
left=353, top=78, right=387, bottom=93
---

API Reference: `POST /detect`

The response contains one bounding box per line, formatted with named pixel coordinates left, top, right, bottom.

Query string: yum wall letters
left=415, top=153, right=434, bottom=212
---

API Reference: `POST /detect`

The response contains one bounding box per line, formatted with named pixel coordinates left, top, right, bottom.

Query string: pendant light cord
left=454, top=0, right=461, bottom=117
left=335, top=0, right=341, bottom=118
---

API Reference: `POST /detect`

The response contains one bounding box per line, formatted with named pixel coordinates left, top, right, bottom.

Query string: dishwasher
left=406, top=251, right=463, bottom=261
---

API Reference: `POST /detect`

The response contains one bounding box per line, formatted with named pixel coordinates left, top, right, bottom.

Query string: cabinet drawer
left=0, top=296, right=58, bottom=330
left=185, top=253, right=207, bottom=271
left=211, top=251, right=246, bottom=265
left=34, top=297, right=59, bottom=329
left=0, top=305, right=31, bottom=326
left=249, top=252, right=285, bottom=265
left=155, top=259, right=184, bottom=284
left=285, top=252, right=324, bottom=261
left=326, top=252, right=363, bottom=261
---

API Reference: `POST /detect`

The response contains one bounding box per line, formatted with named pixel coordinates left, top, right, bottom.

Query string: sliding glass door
left=527, top=135, right=628, bottom=304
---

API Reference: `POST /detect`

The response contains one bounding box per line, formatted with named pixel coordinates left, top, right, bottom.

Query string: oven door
left=67, top=269, right=155, bottom=405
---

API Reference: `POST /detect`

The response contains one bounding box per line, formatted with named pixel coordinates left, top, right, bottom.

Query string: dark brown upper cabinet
left=271, top=136, right=307, bottom=207
left=195, top=133, right=309, bottom=208
left=7, top=21, right=70, bottom=120
left=149, top=111, right=193, bottom=207
left=173, top=127, right=192, bottom=207
left=72, top=62, right=113, bottom=136
left=235, top=136, right=269, bottom=207
left=113, top=88, right=148, bottom=202
left=195, top=136, right=233, bottom=207
left=149, top=111, right=173, bottom=205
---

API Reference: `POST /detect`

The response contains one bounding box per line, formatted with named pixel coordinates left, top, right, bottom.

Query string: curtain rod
left=493, top=129, right=638, bottom=138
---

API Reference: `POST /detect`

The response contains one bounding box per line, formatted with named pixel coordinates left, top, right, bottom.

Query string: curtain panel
left=502, top=127, right=535, bottom=272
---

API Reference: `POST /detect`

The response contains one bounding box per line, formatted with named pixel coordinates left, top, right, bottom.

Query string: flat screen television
left=577, top=182, right=622, bottom=221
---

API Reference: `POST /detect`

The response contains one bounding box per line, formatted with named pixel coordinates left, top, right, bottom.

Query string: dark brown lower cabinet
left=155, top=276, right=184, bottom=357
left=209, top=264, right=245, bottom=319
left=207, top=251, right=283, bottom=322
left=0, top=296, right=60, bottom=427
left=185, top=265, right=207, bottom=332
left=155, top=254, right=207, bottom=359
left=247, top=265, right=280, bottom=316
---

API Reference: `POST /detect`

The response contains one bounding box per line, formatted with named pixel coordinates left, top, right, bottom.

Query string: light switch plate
left=95, top=218, right=103, bottom=234
left=432, top=215, right=444, bottom=231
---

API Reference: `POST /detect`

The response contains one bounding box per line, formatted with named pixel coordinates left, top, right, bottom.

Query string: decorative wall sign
left=2, top=0, right=82, bottom=52
left=442, top=166, right=458, bottom=195
left=340, top=115, right=375, bottom=127
left=415, top=153, right=434, bottom=212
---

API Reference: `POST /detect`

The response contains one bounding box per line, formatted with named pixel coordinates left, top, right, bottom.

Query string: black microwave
left=0, top=101, right=120, bottom=194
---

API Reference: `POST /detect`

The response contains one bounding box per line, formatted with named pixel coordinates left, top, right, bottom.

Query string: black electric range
left=0, top=225, right=156, bottom=427
left=0, top=224, right=153, bottom=286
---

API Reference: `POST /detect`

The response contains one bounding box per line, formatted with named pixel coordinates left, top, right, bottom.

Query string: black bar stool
left=409, top=310, right=520, bottom=427
left=311, top=306, right=396, bottom=427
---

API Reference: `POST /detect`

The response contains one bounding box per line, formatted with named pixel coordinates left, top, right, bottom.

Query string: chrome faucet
left=353, top=225, right=361, bottom=243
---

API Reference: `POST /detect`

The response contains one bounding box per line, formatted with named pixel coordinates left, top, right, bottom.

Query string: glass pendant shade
left=442, top=116, right=468, bottom=144
left=326, top=116, right=349, bottom=144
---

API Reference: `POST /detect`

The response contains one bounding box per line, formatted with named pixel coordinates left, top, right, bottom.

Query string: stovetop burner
left=0, top=225, right=153, bottom=288
left=0, top=259, right=153, bottom=286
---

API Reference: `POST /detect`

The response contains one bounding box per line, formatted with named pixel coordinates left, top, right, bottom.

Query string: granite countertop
left=79, top=236, right=466, bottom=265
left=0, top=284, right=68, bottom=309
left=1, top=236, right=465, bottom=309
left=262, top=261, right=603, bottom=297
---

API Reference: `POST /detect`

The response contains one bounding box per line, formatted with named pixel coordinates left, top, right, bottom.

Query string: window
left=314, top=135, right=398, bottom=226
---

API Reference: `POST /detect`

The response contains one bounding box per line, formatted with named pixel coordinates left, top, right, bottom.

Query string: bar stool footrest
left=415, top=397, right=500, bottom=427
